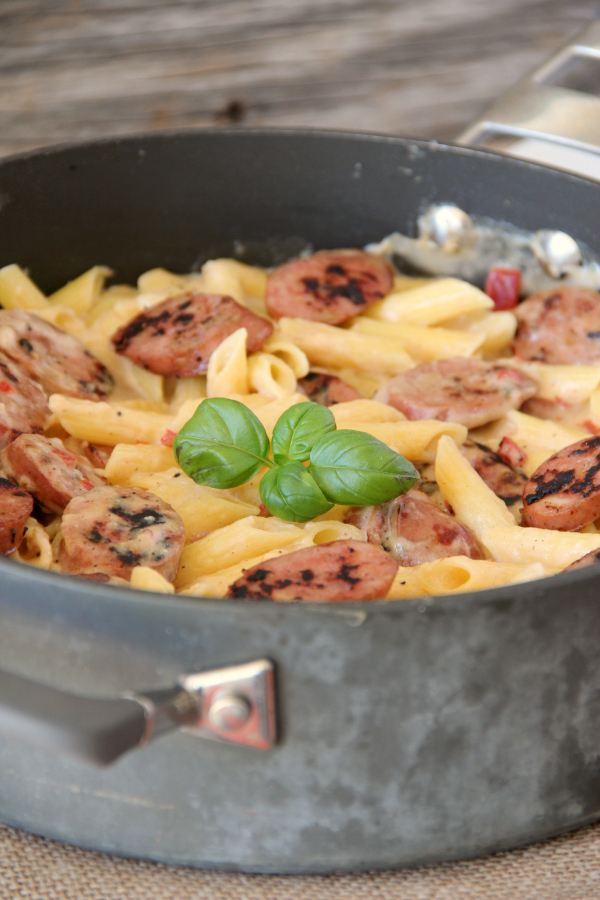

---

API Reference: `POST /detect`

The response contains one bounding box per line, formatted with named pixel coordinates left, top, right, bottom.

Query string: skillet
left=0, top=128, right=599, bottom=874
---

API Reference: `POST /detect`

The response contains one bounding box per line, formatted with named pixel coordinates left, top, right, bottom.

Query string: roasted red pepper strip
left=484, top=267, right=521, bottom=310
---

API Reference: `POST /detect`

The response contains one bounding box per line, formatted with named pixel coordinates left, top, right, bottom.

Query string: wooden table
left=0, top=0, right=597, bottom=159
left=2, top=2, right=600, bottom=897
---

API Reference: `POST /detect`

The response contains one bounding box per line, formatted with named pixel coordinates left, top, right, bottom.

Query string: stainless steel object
left=178, top=659, right=276, bottom=749
left=531, top=230, right=584, bottom=278
left=0, top=659, right=276, bottom=765
left=417, top=205, right=474, bottom=251
left=458, top=21, right=600, bottom=180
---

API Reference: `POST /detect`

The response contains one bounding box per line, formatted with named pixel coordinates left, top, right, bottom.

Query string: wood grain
left=0, top=0, right=597, bottom=158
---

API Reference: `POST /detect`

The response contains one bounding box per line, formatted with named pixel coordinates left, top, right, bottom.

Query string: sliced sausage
left=227, top=540, right=397, bottom=602
left=512, top=286, right=600, bottom=364
left=0, top=477, right=33, bottom=555
left=461, top=439, right=526, bottom=507
left=345, top=487, right=484, bottom=566
left=1, top=434, right=108, bottom=514
left=378, top=358, right=538, bottom=429
left=0, top=309, right=113, bottom=399
left=0, top=352, right=50, bottom=449
left=266, top=250, right=393, bottom=325
left=79, top=441, right=112, bottom=469
left=563, top=549, right=600, bottom=573
left=57, top=485, right=185, bottom=581
left=297, top=371, right=362, bottom=406
left=521, top=435, right=600, bottom=531
left=111, top=292, right=273, bottom=376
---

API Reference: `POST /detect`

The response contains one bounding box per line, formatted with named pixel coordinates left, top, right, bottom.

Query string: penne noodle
left=483, top=525, right=600, bottom=569
left=444, top=309, right=517, bottom=355
left=351, top=420, right=467, bottom=463
left=261, top=334, right=310, bottom=378
left=130, top=566, right=175, bottom=594
left=247, top=352, right=297, bottom=399
left=128, top=468, right=260, bottom=543
left=386, top=558, right=553, bottom=599
left=175, top=517, right=304, bottom=588
left=14, top=518, right=53, bottom=569
left=277, top=317, right=414, bottom=375
left=49, top=395, right=171, bottom=445
left=201, top=258, right=268, bottom=310
left=330, top=399, right=406, bottom=426
left=48, top=266, right=112, bottom=315
left=349, top=317, right=484, bottom=360
left=104, top=443, right=178, bottom=485
left=362, top=278, right=493, bottom=326
left=512, top=361, right=600, bottom=405
left=207, top=328, right=249, bottom=397
left=0, top=264, right=48, bottom=310
left=435, top=434, right=515, bottom=537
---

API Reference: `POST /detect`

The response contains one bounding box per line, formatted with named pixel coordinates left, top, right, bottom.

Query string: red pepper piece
left=484, top=267, right=521, bottom=310
left=497, top=436, right=527, bottom=468
left=0, top=381, right=14, bottom=393
left=160, top=429, right=176, bottom=448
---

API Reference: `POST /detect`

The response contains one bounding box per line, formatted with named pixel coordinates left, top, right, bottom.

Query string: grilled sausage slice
left=266, top=250, right=393, bottom=325
left=346, top=488, right=484, bottom=566
left=522, top=435, right=600, bottom=531
left=378, top=358, right=537, bottom=429
left=1, top=434, right=108, bottom=514
left=297, top=372, right=362, bottom=406
left=0, top=477, right=33, bottom=555
left=79, top=441, right=112, bottom=469
left=0, top=353, right=50, bottom=449
left=461, top=439, right=526, bottom=507
left=111, top=292, right=273, bottom=376
left=228, top=540, right=397, bottom=602
left=0, top=309, right=113, bottom=400
left=57, top=485, right=185, bottom=581
left=513, top=286, right=600, bottom=364
left=563, top=549, right=600, bottom=573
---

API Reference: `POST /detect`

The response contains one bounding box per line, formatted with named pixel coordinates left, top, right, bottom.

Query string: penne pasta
left=128, top=468, right=260, bottom=543
left=175, top=517, right=304, bottom=588
left=247, top=352, right=297, bottom=399
left=49, top=395, right=171, bottom=445
left=261, top=334, right=310, bottom=378
left=349, top=317, right=484, bottom=360
left=362, top=278, right=493, bottom=326
left=8, top=242, right=599, bottom=606
left=48, top=266, right=112, bottom=315
left=386, top=557, right=553, bottom=600
left=14, top=518, right=53, bottom=569
left=443, top=309, right=518, bottom=356
left=277, top=317, right=414, bottom=374
left=207, top=328, right=249, bottom=397
left=0, top=264, right=48, bottom=310
left=130, top=566, right=175, bottom=594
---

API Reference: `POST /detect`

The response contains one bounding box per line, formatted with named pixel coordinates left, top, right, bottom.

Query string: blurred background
left=0, top=0, right=598, bottom=158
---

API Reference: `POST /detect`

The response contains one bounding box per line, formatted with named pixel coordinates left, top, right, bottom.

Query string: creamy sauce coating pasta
left=1, top=250, right=600, bottom=602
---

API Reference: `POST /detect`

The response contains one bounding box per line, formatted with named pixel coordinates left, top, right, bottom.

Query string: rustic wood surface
left=0, top=0, right=598, bottom=159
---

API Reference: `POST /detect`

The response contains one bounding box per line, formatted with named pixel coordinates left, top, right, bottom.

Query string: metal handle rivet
left=207, top=692, right=252, bottom=732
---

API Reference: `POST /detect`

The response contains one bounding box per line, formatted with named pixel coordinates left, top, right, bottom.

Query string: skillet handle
left=457, top=19, right=600, bottom=181
left=0, top=658, right=277, bottom=766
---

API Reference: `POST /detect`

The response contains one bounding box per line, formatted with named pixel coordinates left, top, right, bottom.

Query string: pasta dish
left=2, top=214, right=600, bottom=603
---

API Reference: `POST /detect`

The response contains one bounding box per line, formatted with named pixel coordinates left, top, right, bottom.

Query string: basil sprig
left=173, top=398, right=418, bottom=521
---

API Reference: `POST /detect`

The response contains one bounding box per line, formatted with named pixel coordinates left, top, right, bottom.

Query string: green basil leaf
left=259, top=461, right=333, bottom=522
left=271, top=401, right=336, bottom=465
left=173, top=397, right=272, bottom=489
left=308, top=430, right=419, bottom=505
